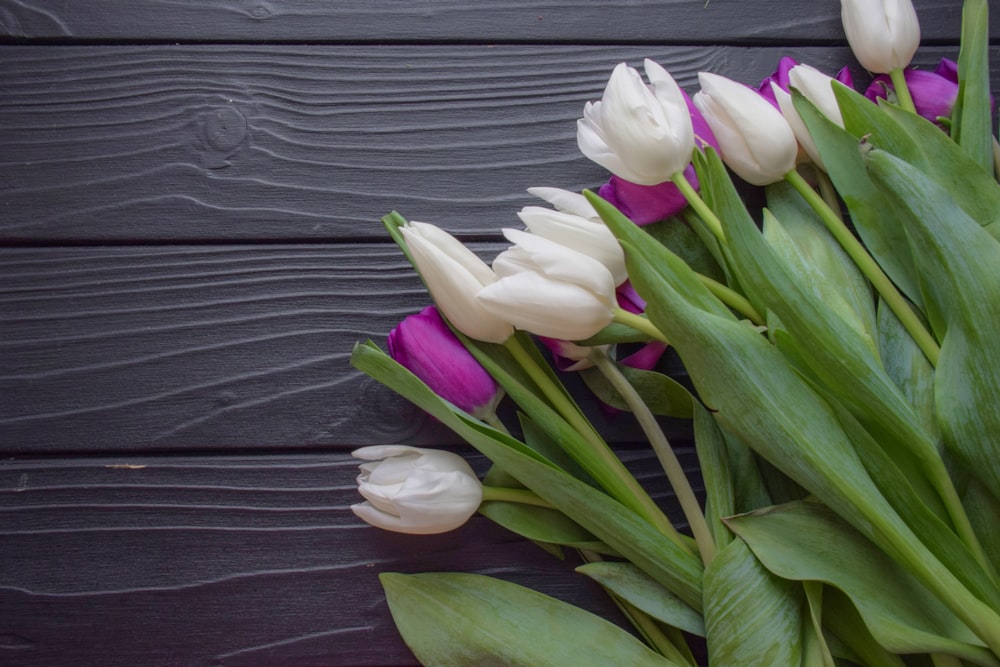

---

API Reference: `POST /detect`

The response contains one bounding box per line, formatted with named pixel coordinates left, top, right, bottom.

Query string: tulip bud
left=389, top=305, right=503, bottom=419
left=516, top=205, right=627, bottom=285
left=694, top=72, right=799, bottom=185
left=577, top=59, right=695, bottom=186
left=477, top=229, right=618, bottom=341
left=772, top=64, right=849, bottom=168
left=840, top=0, right=920, bottom=74
left=351, top=445, right=483, bottom=535
left=400, top=221, right=514, bottom=344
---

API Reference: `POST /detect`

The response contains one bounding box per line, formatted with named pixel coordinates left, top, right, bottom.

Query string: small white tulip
left=351, top=445, right=483, bottom=535
left=771, top=65, right=848, bottom=169
left=841, top=0, right=920, bottom=74
left=516, top=205, right=627, bottom=286
left=401, top=221, right=514, bottom=344
left=694, top=72, right=799, bottom=186
left=577, top=59, right=695, bottom=186
left=478, top=229, right=618, bottom=341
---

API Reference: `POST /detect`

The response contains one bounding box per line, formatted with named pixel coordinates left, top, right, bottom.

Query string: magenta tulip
left=388, top=305, right=502, bottom=419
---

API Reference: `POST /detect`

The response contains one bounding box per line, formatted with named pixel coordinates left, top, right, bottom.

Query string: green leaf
left=692, top=402, right=735, bottom=549
left=952, top=0, right=994, bottom=174
left=575, top=561, right=705, bottom=637
left=764, top=179, right=876, bottom=342
left=703, top=538, right=805, bottom=666
left=580, top=361, right=694, bottom=419
left=644, top=215, right=727, bottom=283
left=727, top=501, right=996, bottom=665
left=380, top=572, right=681, bottom=667
left=350, top=341, right=704, bottom=610
left=833, top=84, right=1000, bottom=238
left=793, top=91, right=923, bottom=307
left=865, top=148, right=1000, bottom=498
left=478, top=501, right=616, bottom=557
left=578, top=321, right=650, bottom=345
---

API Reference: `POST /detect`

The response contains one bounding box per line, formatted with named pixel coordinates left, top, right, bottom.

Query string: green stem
left=613, top=308, right=670, bottom=344
left=501, top=336, right=692, bottom=552
left=672, top=170, right=726, bottom=242
left=696, top=274, right=764, bottom=325
left=590, top=350, right=716, bottom=566
left=889, top=67, right=917, bottom=115
left=815, top=168, right=843, bottom=222
left=784, top=169, right=940, bottom=366
left=481, top=485, right=554, bottom=508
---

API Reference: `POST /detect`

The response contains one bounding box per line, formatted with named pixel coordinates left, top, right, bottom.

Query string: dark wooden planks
left=0, top=450, right=699, bottom=665
left=0, top=244, right=690, bottom=453
left=0, top=0, right=985, bottom=43
left=1, top=44, right=988, bottom=243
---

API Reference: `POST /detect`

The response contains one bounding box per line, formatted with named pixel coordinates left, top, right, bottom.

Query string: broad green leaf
left=351, top=341, right=704, bottom=609
left=703, top=538, right=804, bottom=666
left=951, top=0, right=994, bottom=174
left=645, top=215, right=727, bottom=284
left=801, top=581, right=836, bottom=667
left=764, top=179, right=876, bottom=341
left=380, top=572, right=681, bottom=667
left=578, top=321, right=650, bottom=345
left=478, top=501, right=616, bottom=557
left=876, top=298, right=939, bottom=443
left=865, top=149, right=1000, bottom=498
left=727, top=501, right=996, bottom=666
left=580, top=361, right=694, bottom=419
left=961, top=479, right=1000, bottom=578
left=822, top=590, right=907, bottom=667
left=793, top=92, right=923, bottom=306
left=833, top=84, right=1000, bottom=238
left=589, top=191, right=1000, bottom=650
left=692, top=401, right=735, bottom=549
left=576, top=561, right=705, bottom=637
left=694, top=147, right=948, bottom=529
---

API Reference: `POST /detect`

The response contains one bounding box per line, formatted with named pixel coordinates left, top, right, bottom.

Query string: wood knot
left=198, top=106, right=248, bottom=168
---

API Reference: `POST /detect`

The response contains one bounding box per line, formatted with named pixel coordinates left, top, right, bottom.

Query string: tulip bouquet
left=350, top=0, right=1000, bottom=664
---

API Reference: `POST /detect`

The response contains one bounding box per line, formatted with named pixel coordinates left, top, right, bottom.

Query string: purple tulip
left=864, top=58, right=968, bottom=124
left=388, top=305, right=502, bottom=418
left=597, top=90, right=718, bottom=226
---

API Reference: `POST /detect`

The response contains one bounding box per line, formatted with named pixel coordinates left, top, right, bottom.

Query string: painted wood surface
left=0, top=1, right=992, bottom=665
left=1, top=45, right=990, bottom=242
left=0, top=0, right=989, bottom=42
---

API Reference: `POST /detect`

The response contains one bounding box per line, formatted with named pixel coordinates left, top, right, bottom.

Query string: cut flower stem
left=672, top=169, right=726, bottom=242
left=590, top=349, right=717, bottom=566
left=501, top=335, right=693, bottom=553
left=889, top=67, right=918, bottom=115
left=613, top=308, right=670, bottom=344
left=480, top=485, right=554, bottom=509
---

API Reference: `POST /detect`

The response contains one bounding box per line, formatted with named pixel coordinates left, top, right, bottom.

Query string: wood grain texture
left=0, top=0, right=986, bottom=43
left=1, top=44, right=990, bottom=242
left=0, top=450, right=700, bottom=666
left=0, top=244, right=691, bottom=453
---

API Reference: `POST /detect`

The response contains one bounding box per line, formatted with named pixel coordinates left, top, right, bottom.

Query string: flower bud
left=388, top=305, right=503, bottom=419
left=772, top=64, right=849, bottom=168
left=516, top=204, right=627, bottom=285
left=577, top=59, right=695, bottom=186
left=400, top=221, right=513, bottom=344
left=478, top=229, right=618, bottom=341
left=351, top=445, right=483, bottom=535
left=840, top=0, right=920, bottom=74
left=694, top=72, right=799, bottom=185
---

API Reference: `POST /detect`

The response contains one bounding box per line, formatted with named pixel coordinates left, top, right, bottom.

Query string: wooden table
left=1, top=2, right=996, bottom=664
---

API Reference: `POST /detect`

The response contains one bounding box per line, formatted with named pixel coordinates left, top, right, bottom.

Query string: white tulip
left=516, top=205, right=627, bottom=286
left=400, top=221, right=514, bottom=344
left=478, top=229, right=618, bottom=341
left=694, top=72, right=799, bottom=186
left=351, top=445, right=483, bottom=535
left=577, top=59, right=695, bottom=186
left=527, top=187, right=601, bottom=220
left=772, top=65, right=848, bottom=169
left=841, top=0, right=920, bottom=74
